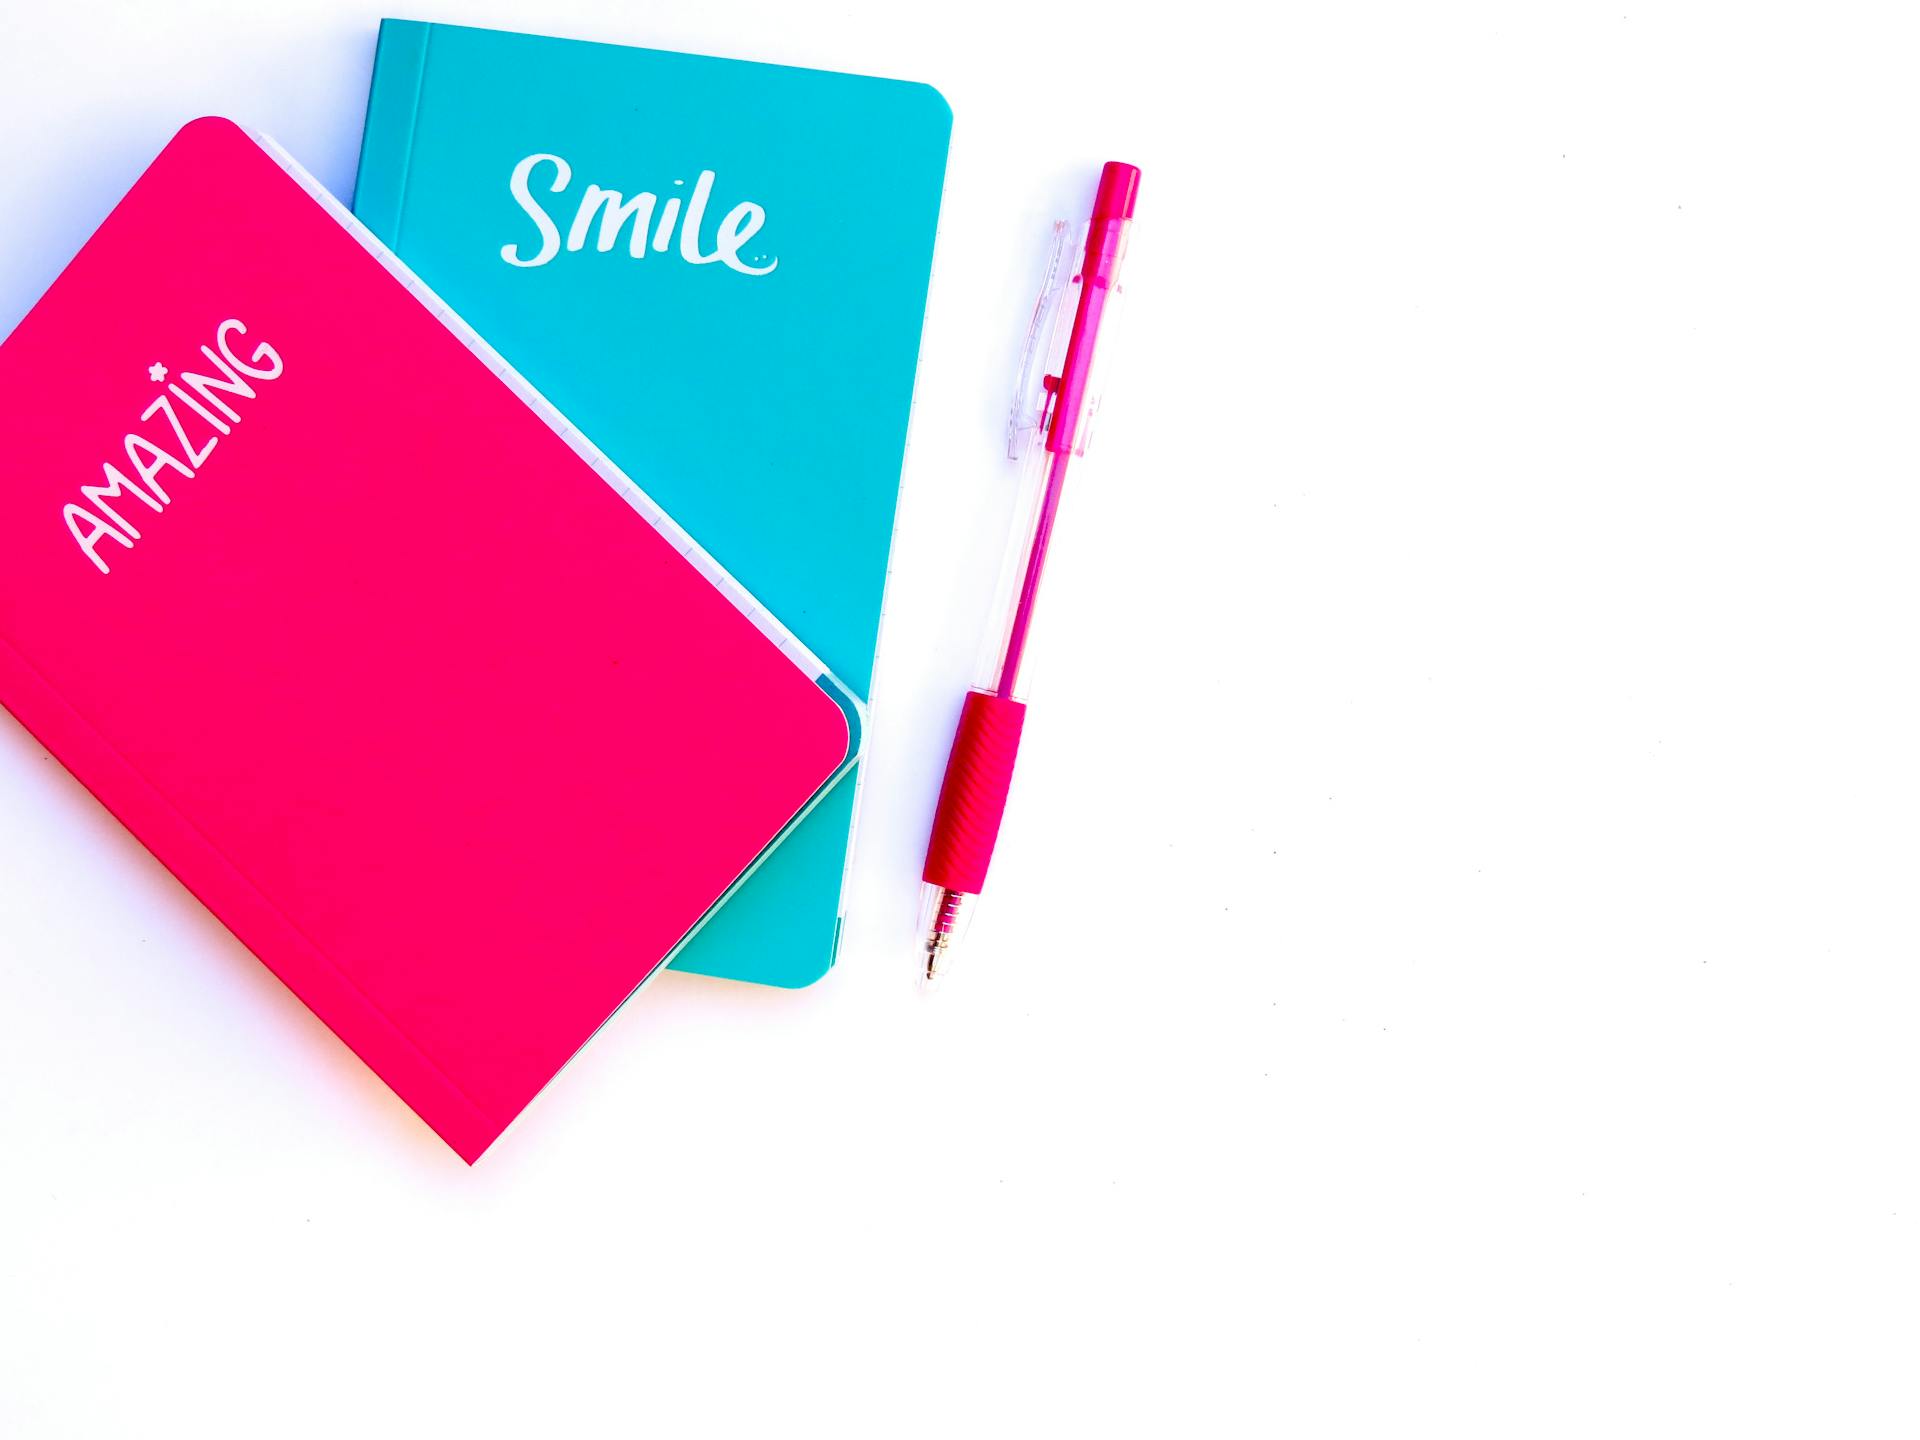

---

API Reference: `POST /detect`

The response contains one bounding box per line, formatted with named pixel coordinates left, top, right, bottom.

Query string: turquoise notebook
left=354, top=20, right=950, bottom=987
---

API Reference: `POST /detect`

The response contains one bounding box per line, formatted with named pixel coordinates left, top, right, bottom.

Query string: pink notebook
left=0, top=118, right=858, bottom=1162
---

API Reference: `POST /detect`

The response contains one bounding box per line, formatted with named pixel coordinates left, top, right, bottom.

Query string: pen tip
left=922, top=934, right=948, bottom=988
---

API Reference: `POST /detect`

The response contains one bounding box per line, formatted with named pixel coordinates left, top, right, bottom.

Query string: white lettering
left=79, top=463, right=166, bottom=542
left=567, top=184, right=656, bottom=258
left=501, top=155, right=777, bottom=276
left=502, top=153, right=570, bottom=267
left=65, top=505, right=134, bottom=575
left=65, top=319, right=284, bottom=573
left=143, top=394, right=218, bottom=468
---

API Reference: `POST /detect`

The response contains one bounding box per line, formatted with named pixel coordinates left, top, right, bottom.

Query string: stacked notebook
left=0, top=23, right=950, bottom=1160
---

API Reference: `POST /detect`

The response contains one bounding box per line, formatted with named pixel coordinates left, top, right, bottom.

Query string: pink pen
left=919, top=160, right=1140, bottom=981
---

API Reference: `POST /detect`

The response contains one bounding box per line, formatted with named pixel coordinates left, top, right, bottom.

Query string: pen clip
left=1006, top=215, right=1128, bottom=463
left=1007, top=221, right=1077, bottom=463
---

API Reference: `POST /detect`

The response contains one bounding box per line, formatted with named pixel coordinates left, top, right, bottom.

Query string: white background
left=1, top=2, right=1915, bottom=1435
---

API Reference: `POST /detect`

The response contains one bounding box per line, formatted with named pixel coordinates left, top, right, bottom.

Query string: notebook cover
left=355, top=19, right=951, bottom=987
left=0, top=118, right=856, bottom=1162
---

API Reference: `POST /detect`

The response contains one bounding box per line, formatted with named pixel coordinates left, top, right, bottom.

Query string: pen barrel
left=921, top=690, right=1028, bottom=896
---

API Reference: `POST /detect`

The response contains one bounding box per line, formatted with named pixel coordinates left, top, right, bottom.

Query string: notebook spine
left=352, top=19, right=433, bottom=245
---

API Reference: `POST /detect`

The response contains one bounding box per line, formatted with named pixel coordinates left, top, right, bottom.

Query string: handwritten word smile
left=502, top=153, right=778, bottom=276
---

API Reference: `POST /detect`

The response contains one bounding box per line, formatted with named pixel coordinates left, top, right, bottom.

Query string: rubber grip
left=922, top=691, right=1027, bottom=894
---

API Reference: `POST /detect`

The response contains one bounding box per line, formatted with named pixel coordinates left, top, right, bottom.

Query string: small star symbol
left=148, top=363, right=167, bottom=382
